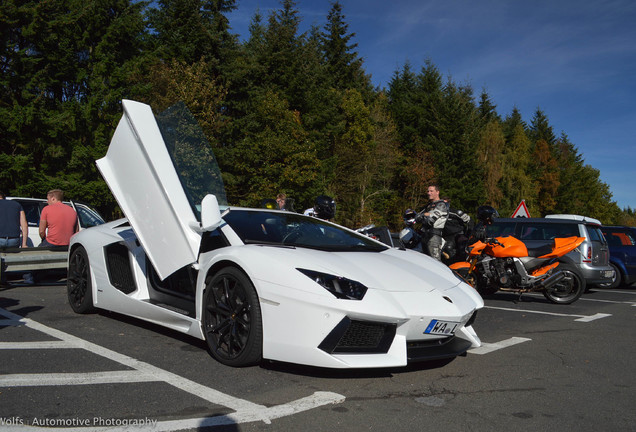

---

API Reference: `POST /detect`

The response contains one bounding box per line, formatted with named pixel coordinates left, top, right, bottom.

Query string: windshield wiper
left=243, top=239, right=296, bottom=248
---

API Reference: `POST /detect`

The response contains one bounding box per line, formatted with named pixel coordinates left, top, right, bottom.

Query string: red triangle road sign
left=511, top=200, right=531, bottom=218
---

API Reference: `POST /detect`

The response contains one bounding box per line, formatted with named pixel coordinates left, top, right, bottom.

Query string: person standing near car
left=304, top=195, right=336, bottom=220
left=416, top=184, right=449, bottom=261
left=39, top=189, right=78, bottom=247
left=0, top=192, right=28, bottom=249
left=276, top=193, right=288, bottom=210
left=0, top=192, right=30, bottom=286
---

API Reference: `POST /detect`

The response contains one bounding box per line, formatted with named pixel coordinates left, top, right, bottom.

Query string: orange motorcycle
left=450, top=234, right=586, bottom=304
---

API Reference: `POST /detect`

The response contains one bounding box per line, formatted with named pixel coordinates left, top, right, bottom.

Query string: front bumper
left=317, top=314, right=480, bottom=364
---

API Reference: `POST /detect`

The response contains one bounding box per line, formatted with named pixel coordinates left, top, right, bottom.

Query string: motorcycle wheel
left=477, top=284, right=499, bottom=296
left=543, top=264, right=586, bottom=304
left=453, top=267, right=475, bottom=287
left=454, top=268, right=498, bottom=295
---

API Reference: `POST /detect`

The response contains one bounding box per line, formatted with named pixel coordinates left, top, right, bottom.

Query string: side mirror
left=200, top=194, right=223, bottom=231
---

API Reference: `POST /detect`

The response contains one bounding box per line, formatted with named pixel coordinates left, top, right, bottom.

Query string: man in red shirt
left=39, top=189, right=78, bottom=246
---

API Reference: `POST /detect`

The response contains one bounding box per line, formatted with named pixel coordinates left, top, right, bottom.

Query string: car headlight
left=297, top=268, right=368, bottom=300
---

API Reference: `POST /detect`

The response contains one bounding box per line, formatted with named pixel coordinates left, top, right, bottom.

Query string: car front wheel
left=203, top=267, right=263, bottom=367
left=67, top=246, right=96, bottom=314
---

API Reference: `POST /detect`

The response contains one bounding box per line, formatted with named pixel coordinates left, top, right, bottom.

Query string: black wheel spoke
left=202, top=268, right=262, bottom=366
left=66, top=247, right=94, bottom=314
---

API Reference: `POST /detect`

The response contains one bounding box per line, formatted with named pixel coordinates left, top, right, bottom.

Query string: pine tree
left=477, top=89, right=500, bottom=124
left=477, top=120, right=504, bottom=207
left=502, top=107, right=527, bottom=143
left=147, top=0, right=238, bottom=71
left=387, top=62, right=424, bottom=152
left=224, top=90, right=320, bottom=207
left=320, top=1, right=369, bottom=92
left=499, top=123, right=536, bottom=216
left=530, top=139, right=560, bottom=215
left=423, top=80, right=483, bottom=213
left=0, top=0, right=148, bottom=217
left=529, top=108, right=556, bottom=146
left=330, top=89, right=375, bottom=226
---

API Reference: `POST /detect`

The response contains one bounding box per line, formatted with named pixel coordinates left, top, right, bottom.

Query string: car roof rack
left=545, top=214, right=602, bottom=225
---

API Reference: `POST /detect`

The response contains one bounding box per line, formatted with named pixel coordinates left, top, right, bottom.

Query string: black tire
left=203, top=267, right=263, bottom=367
left=543, top=264, right=585, bottom=304
left=67, top=246, right=96, bottom=314
left=477, top=284, right=499, bottom=296
left=452, top=267, right=472, bottom=283
left=597, top=263, right=621, bottom=289
left=454, top=267, right=497, bottom=296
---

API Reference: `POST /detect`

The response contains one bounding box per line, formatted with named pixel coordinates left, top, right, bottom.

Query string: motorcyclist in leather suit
left=416, top=184, right=449, bottom=261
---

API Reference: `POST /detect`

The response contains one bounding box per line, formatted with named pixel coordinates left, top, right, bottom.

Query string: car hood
left=217, top=244, right=467, bottom=295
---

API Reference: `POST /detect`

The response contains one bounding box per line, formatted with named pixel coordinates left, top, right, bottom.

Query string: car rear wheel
left=203, top=267, right=263, bottom=367
left=543, top=264, right=585, bottom=304
left=597, top=263, right=621, bottom=289
left=67, top=246, right=96, bottom=314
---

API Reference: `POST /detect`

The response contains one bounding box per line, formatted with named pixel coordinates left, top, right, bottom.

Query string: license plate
left=602, top=269, right=615, bottom=278
left=424, top=320, right=459, bottom=335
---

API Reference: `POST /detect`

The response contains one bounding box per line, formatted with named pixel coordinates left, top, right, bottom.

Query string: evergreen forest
left=2, top=0, right=634, bottom=229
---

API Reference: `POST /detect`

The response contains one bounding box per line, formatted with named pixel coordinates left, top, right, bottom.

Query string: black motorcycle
left=398, top=209, right=468, bottom=263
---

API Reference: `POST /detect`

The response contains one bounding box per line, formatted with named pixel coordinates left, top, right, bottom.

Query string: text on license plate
left=602, top=270, right=615, bottom=278
left=424, top=320, right=459, bottom=335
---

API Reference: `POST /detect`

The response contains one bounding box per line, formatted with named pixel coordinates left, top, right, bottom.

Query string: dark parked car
left=599, top=226, right=636, bottom=288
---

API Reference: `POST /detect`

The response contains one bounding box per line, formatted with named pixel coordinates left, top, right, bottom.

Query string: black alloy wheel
left=543, top=264, right=586, bottom=304
left=203, top=267, right=263, bottom=367
left=67, top=246, right=96, bottom=314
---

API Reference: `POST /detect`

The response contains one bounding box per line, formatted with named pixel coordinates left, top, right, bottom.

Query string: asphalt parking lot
left=1, top=282, right=635, bottom=431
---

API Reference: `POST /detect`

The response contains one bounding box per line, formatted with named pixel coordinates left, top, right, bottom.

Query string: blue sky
left=227, top=0, right=636, bottom=210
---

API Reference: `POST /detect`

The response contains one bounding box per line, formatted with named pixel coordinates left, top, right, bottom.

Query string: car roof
left=7, top=196, right=94, bottom=208
left=494, top=217, right=593, bottom=225
left=6, top=196, right=45, bottom=202
left=545, top=214, right=602, bottom=224
left=602, top=225, right=636, bottom=231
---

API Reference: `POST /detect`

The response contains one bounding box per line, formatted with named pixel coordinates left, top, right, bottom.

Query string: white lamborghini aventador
left=66, top=100, right=483, bottom=369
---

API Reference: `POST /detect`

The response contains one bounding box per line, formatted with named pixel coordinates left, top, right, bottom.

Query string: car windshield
left=223, top=210, right=388, bottom=252
left=75, top=205, right=105, bottom=228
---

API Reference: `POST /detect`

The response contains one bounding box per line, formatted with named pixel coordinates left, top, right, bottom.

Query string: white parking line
left=517, top=292, right=635, bottom=306
left=0, top=371, right=158, bottom=386
left=0, top=341, right=74, bottom=349
left=0, top=307, right=345, bottom=428
left=577, top=297, right=636, bottom=305
left=574, top=313, right=613, bottom=322
left=484, top=306, right=612, bottom=321
left=469, top=337, right=531, bottom=355
left=587, top=288, right=636, bottom=295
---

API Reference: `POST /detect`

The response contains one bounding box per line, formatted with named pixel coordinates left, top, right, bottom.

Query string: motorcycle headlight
left=297, top=268, right=368, bottom=300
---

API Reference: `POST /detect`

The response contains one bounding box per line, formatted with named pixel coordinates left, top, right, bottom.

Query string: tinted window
left=603, top=229, right=636, bottom=246
left=487, top=222, right=516, bottom=237
left=516, top=222, right=579, bottom=241
left=76, top=205, right=105, bottom=228
left=155, top=102, right=228, bottom=220
left=585, top=225, right=606, bottom=243
left=223, top=210, right=387, bottom=252
left=18, top=201, right=42, bottom=226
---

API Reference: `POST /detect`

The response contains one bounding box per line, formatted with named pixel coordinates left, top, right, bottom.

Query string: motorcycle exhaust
left=539, top=270, right=565, bottom=291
